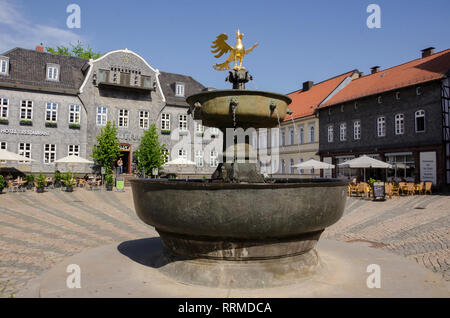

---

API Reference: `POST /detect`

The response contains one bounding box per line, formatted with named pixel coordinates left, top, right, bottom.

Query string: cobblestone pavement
left=323, top=195, right=450, bottom=282
left=0, top=189, right=448, bottom=297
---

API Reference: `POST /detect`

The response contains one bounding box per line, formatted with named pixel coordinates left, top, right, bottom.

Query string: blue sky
left=1, top=0, right=449, bottom=93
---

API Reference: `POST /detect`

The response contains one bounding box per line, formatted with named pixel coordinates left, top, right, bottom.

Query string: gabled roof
left=0, top=47, right=88, bottom=94
left=158, top=71, right=205, bottom=107
left=320, top=48, right=450, bottom=108
left=284, top=70, right=358, bottom=121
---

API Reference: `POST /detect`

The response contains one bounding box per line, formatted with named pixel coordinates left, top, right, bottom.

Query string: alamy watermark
left=66, top=264, right=81, bottom=288
left=66, top=4, right=81, bottom=29
left=366, top=264, right=381, bottom=288
left=366, top=4, right=381, bottom=29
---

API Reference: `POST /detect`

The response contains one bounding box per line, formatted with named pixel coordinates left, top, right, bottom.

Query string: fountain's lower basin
left=130, top=178, right=347, bottom=261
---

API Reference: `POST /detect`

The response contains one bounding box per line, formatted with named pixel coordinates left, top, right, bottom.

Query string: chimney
left=35, top=43, right=44, bottom=52
left=421, top=47, right=435, bottom=58
left=370, top=66, right=380, bottom=74
left=302, top=81, right=313, bottom=91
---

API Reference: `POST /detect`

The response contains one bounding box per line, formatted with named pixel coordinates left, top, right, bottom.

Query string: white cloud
left=0, top=0, right=83, bottom=53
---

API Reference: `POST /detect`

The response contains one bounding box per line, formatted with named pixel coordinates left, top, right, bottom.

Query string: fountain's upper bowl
left=186, top=89, right=292, bottom=129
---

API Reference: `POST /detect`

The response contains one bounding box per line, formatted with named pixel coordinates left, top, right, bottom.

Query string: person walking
left=117, top=158, right=123, bottom=175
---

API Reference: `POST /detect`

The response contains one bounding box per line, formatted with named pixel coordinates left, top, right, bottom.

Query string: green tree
left=135, top=124, right=167, bottom=176
left=92, top=121, right=121, bottom=173
left=46, top=41, right=101, bottom=60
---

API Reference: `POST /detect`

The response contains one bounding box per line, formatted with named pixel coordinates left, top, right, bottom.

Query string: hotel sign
left=420, top=152, right=436, bottom=184
left=0, top=128, right=50, bottom=136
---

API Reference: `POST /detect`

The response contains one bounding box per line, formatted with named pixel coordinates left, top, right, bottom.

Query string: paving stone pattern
left=0, top=189, right=448, bottom=297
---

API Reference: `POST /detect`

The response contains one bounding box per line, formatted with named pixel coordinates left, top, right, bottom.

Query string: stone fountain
left=19, top=32, right=449, bottom=297
left=128, top=31, right=348, bottom=288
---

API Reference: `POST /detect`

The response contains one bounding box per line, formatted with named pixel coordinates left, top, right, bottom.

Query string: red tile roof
left=320, top=49, right=450, bottom=108
left=284, top=71, right=356, bottom=122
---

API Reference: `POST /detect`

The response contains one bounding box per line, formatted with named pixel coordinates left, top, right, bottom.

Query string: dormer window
left=175, top=83, right=185, bottom=97
left=47, top=64, right=59, bottom=81
left=0, top=57, right=9, bottom=75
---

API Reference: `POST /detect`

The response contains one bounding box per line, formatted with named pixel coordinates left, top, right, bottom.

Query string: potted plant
left=54, top=171, right=62, bottom=188
left=25, top=174, right=34, bottom=189
left=105, top=173, right=114, bottom=191
left=35, top=173, right=46, bottom=193
left=0, top=175, right=5, bottom=194
left=62, top=171, right=75, bottom=192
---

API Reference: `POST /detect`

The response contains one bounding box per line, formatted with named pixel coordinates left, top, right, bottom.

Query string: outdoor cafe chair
left=385, top=183, right=392, bottom=199
left=414, top=182, right=424, bottom=195
left=424, top=182, right=432, bottom=195
left=391, top=183, right=400, bottom=197
left=7, top=181, right=19, bottom=192
left=405, top=182, right=416, bottom=196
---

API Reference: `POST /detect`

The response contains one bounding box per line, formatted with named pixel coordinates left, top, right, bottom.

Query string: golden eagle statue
left=211, top=30, right=258, bottom=71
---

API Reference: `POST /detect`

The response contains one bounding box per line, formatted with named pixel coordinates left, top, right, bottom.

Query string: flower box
left=69, top=123, right=81, bottom=129
left=161, top=129, right=171, bottom=135
left=45, top=122, right=57, bottom=128
left=0, top=118, right=8, bottom=125
left=20, top=120, right=32, bottom=126
left=179, top=130, right=189, bottom=136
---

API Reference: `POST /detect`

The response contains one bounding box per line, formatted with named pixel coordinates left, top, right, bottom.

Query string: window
left=20, top=100, right=33, bottom=120
left=178, top=148, right=187, bottom=160
left=44, top=144, right=56, bottom=164
left=179, top=114, right=187, bottom=131
left=162, top=149, right=169, bottom=163
left=298, top=126, right=304, bottom=144
left=309, top=125, right=315, bottom=142
left=210, top=150, right=218, bottom=167
left=395, top=92, right=400, bottom=100
left=290, top=158, right=295, bottom=174
left=280, top=159, right=286, bottom=174
left=416, top=87, right=422, bottom=96
left=0, top=98, right=8, bottom=119
left=175, top=83, right=185, bottom=97
left=195, top=150, right=203, bottom=167
left=415, top=110, right=425, bottom=132
left=96, top=106, right=107, bottom=126
left=298, top=158, right=304, bottom=174
left=0, top=58, right=8, bottom=75
left=18, top=143, right=31, bottom=163
left=353, top=120, right=361, bottom=140
left=377, top=96, right=382, bottom=104
left=377, top=117, right=385, bottom=137
left=289, top=128, right=294, bottom=145
left=161, top=113, right=170, bottom=130
left=68, top=145, right=79, bottom=156
left=196, top=121, right=204, bottom=133
left=280, top=129, right=286, bottom=146
left=327, top=125, right=334, bottom=143
left=139, top=111, right=149, bottom=129
left=0, top=141, right=5, bottom=163
left=69, top=105, right=80, bottom=124
left=118, top=109, right=129, bottom=127
left=45, top=102, right=58, bottom=122
left=339, top=123, right=347, bottom=141
left=387, top=154, right=415, bottom=180
left=395, top=114, right=404, bottom=135
left=46, top=64, right=59, bottom=81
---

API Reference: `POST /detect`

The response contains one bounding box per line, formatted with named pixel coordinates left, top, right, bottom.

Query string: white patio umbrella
left=292, top=159, right=335, bottom=170
left=338, top=155, right=392, bottom=181
left=54, top=155, right=94, bottom=172
left=0, top=149, right=35, bottom=162
left=163, top=157, right=196, bottom=166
